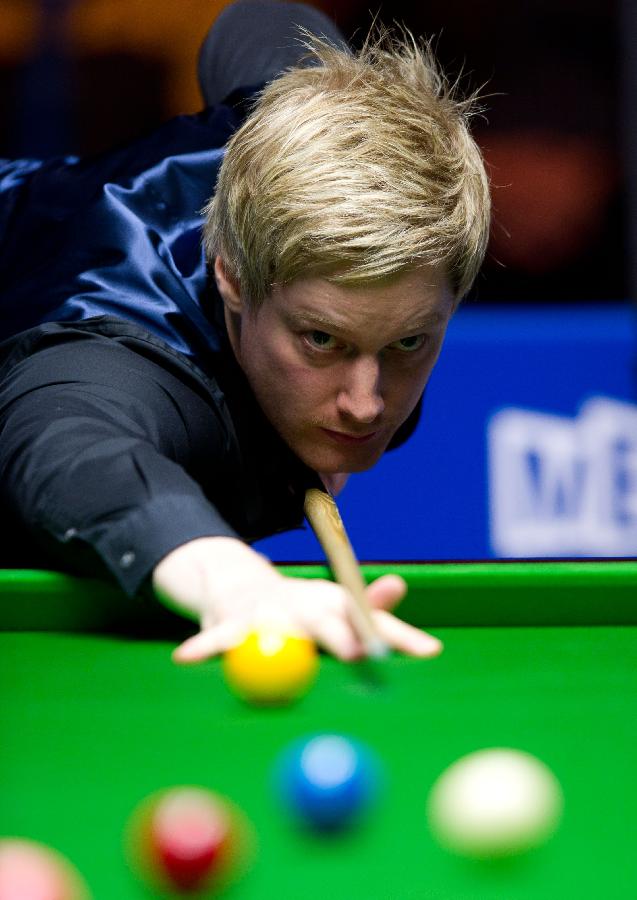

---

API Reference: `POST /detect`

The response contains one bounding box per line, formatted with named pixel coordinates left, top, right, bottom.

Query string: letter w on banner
left=488, top=397, right=637, bottom=557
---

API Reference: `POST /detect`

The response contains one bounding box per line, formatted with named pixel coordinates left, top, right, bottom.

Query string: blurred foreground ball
left=126, top=786, right=255, bottom=895
left=427, top=748, right=563, bottom=859
left=0, top=838, right=91, bottom=900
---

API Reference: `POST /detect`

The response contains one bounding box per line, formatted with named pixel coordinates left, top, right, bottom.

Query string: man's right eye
left=305, top=330, right=338, bottom=350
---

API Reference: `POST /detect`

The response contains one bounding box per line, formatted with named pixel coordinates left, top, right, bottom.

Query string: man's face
left=217, top=260, right=455, bottom=475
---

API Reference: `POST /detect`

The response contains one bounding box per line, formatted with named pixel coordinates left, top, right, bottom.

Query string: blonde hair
left=203, top=29, right=490, bottom=305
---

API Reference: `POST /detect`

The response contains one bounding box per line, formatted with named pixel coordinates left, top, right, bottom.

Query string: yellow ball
left=222, top=628, right=318, bottom=705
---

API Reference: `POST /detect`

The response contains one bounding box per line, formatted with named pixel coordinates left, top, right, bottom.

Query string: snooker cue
left=304, top=488, right=388, bottom=658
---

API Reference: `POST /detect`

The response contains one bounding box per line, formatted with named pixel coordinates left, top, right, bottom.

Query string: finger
left=373, top=609, right=443, bottom=657
left=366, top=574, right=407, bottom=611
left=172, top=620, right=246, bottom=664
left=312, top=614, right=365, bottom=662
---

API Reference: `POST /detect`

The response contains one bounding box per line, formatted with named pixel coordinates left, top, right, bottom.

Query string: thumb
left=366, top=573, right=407, bottom=611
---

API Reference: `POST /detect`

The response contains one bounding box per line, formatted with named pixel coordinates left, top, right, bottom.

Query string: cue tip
left=366, top=636, right=390, bottom=660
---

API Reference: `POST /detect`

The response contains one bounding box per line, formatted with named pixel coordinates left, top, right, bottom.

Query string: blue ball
left=280, top=734, right=377, bottom=830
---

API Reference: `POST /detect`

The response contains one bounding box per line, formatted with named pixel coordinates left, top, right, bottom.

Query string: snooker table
left=2, top=560, right=636, bottom=899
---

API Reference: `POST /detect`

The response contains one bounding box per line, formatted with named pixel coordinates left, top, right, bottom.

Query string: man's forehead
left=276, top=269, right=454, bottom=332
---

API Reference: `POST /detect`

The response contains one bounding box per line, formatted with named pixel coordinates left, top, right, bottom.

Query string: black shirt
left=0, top=281, right=327, bottom=594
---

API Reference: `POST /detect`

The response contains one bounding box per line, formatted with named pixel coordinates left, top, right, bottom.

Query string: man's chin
left=297, top=441, right=387, bottom=475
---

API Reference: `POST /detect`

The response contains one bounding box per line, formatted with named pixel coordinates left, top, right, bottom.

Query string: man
left=0, top=2, right=490, bottom=662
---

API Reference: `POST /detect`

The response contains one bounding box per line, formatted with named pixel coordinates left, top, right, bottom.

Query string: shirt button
left=120, top=551, right=136, bottom=569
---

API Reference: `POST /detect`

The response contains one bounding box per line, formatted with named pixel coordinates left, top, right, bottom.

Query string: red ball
left=151, top=788, right=231, bottom=891
left=127, top=786, right=254, bottom=895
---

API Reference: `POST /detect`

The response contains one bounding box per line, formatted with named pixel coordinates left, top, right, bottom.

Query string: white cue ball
left=427, top=748, right=563, bottom=859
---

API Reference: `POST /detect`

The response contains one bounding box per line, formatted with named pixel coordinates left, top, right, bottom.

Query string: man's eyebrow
left=286, top=309, right=444, bottom=333
left=400, top=314, right=445, bottom=332
left=284, top=310, right=348, bottom=331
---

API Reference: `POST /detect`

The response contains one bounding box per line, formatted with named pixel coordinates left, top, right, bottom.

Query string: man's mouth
left=319, top=428, right=379, bottom=445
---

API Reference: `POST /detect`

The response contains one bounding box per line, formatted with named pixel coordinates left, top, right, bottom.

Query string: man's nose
left=336, top=356, right=384, bottom=424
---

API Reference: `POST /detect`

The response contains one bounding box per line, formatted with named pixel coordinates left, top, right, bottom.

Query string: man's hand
left=151, top=536, right=443, bottom=663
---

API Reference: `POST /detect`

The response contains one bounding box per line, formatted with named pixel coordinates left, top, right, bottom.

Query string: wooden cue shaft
left=303, top=488, right=387, bottom=657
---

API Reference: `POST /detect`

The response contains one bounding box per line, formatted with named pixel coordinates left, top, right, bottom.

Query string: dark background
left=1, top=0, right=629, bottom=305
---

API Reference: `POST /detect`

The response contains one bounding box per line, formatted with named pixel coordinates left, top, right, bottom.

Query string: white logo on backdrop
left=488, top=397, right=637, bottom=557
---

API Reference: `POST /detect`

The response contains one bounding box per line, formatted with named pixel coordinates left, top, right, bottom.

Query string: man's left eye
left=388, top=335, right=426, bottom=352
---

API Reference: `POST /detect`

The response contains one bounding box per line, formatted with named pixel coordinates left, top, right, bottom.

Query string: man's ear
left=213, top=256, right=243, bottom=314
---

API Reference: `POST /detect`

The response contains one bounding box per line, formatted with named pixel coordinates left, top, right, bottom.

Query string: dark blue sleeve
left=0, top=106, right=242, bottom=364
